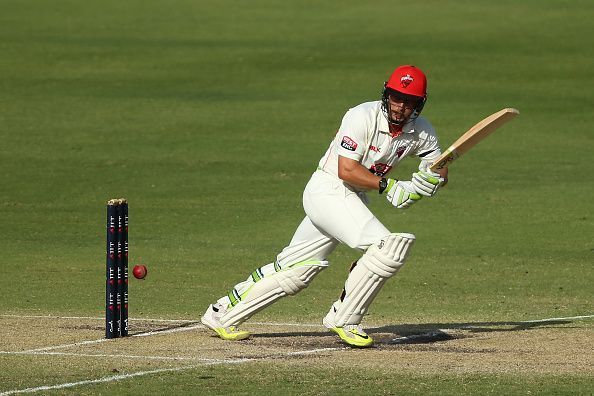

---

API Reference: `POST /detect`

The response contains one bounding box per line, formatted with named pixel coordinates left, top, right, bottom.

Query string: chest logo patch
left=370, top=163, right=393, bottom=177
left=340, top=136, right=358, bottom=151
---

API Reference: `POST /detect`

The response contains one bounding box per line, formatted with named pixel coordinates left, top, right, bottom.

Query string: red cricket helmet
left=381, top=65, right=428, bottom=126
left=386, top=65, right=427, bottom=98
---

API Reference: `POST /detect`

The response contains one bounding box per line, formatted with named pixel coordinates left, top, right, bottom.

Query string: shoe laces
left=225, top=325, right=245, bottom=334
left=343, top=324, right=367, bottom=337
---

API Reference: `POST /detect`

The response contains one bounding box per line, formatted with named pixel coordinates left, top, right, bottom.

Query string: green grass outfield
left=0, top=0, right=592, bottom=394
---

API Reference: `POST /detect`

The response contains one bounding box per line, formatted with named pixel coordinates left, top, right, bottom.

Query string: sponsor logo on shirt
left=340, top=136, right=358, bottom=151
left=396, top=146, right=407, bottom=158
left=369, top=145, right=380, bottom=152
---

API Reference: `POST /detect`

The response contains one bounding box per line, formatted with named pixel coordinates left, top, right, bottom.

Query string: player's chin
left=389, top=112, right=406, bottom=124
left=390, top=117, right=406, bottom=125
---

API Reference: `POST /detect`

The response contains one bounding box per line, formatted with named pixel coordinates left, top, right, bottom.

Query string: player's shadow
left=368, top=318, right=576, bottom=345
left=129, top=321, right=201, bottom=336
left=252, top=318, right=577, bottom=344
left=370, top=318, right=574, bottom=335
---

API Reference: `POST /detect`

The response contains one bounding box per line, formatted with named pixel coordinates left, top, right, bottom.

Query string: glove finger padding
left=385, top=179, right=422, bottom=209
left=412, top=171, right=443, bottom=197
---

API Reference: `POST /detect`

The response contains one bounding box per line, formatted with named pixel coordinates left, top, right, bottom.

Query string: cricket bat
left=429, top=108, right=519, bottom=171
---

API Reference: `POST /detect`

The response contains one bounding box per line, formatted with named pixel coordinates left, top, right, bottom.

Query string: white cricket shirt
left=318, top=101, right=441, bottom=187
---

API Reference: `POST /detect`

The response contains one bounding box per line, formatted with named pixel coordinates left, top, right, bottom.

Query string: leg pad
left=330, top=233, right=415, bottom=326
left=220, top=260, right=328, bottom=327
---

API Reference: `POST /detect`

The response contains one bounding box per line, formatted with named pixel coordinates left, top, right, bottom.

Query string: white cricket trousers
left=216, top=170, right=392, bottom=310
left=275, top=169, right=391, bottom=267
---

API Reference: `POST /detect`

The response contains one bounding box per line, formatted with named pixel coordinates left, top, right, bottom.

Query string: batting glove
left=412, top=169, right=444, bottom=197
left=385, top=179, right=422, bottom=209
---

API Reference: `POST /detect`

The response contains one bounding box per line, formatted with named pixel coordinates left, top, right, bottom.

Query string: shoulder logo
left=400, top=74, right=413, bottom=88
left=340, top=136, right=358, bottom=151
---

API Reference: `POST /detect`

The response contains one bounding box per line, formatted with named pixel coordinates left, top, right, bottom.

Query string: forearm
left=337, top=156, right=382, bottom=191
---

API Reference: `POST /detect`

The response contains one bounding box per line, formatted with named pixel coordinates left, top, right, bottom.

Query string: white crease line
left=2, top=313, right=593, bottom=328
left=253, top=321, right=321, bottom=328
left=24, top=339, right=110, bottom=353
left=0, top=314, right=322, bottom=328
left=0, top=347, right=343, bottom=395
left=388, top=315, right=594, bottom=343
left=2, top=313, right=592, bottom=394
left=1, top=347, right=344, bottom=362
left=1, top=345, right=344, bottom=362
left=0, top=314, right=194, bottom=323
left=286, top=347, right=344, bottom=355
left=132, top=324, right=203, bottom=337
left=0, top=358, right=252, bottom=396
left=13, top=322, right=320, bottom=354
left=522, top=314, right=594, bottom=323
left=4, top=313, right=593, bottom=354
left=0, top=350, right=220, bottom=362
left=19, top=324, right=203, bottom=353
left=457, top=314, right=594, bottom=330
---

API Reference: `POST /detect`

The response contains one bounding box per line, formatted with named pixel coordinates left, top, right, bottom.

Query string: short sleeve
left=334, top=107, right=369, bottom=161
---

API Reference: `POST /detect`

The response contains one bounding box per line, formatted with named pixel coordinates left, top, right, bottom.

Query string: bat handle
left=429, top=148, right=458, bottom=172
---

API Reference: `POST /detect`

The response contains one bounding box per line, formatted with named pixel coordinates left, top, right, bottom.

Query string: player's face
left=388, top=92, right=421, bottom=125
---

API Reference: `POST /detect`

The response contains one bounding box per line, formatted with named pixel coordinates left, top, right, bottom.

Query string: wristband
left=378, top=178, right=388, bottom=194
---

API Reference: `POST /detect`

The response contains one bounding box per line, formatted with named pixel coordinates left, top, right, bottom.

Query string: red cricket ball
left=132, top=265, right=147, bottom=279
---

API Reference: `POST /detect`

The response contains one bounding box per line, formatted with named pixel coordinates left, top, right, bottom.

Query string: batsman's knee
left=220, top=260, right=328, bottom=327
left=360, top=232, right=415, bottom=276
left=329, top=233, right=415, bottom=327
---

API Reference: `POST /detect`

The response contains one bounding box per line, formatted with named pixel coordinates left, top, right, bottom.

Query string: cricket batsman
left=201, top=65, right=448, bottom=347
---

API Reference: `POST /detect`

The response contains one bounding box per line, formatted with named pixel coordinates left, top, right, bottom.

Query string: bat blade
left=429, top=108, right=519, bottom=171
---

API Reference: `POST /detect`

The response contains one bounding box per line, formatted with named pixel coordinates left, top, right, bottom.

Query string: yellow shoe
left=201, top=304, right=251, bottom=341
left=211, top=325, right=251, bottom=341
left=324, top=317, right=373, bottom=347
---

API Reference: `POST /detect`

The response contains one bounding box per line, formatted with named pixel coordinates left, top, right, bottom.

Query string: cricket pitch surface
left=1, top=314, right=592, bottom=394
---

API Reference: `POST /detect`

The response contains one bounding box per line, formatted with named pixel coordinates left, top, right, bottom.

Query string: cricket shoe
left=323, top=311, right=373, bottom=348
left=200, top=303, right=250, bottom=341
